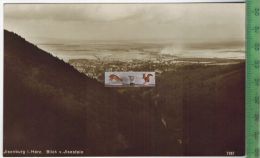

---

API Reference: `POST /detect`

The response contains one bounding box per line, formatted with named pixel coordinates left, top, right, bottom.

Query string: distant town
left=69, top=56, right=243, bottom=82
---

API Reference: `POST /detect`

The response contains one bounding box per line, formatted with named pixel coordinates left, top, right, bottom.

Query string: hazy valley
left=4, top=30, right=245, bottom=156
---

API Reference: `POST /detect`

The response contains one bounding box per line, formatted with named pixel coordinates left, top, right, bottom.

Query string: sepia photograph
left=3, top=3, right=245, bottom=156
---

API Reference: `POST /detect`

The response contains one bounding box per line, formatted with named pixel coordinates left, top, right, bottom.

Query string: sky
left=4, top=3, right=245, bottom=44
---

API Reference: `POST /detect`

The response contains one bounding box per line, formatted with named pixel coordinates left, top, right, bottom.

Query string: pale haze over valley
left=4, top=3, right=245, bottom=61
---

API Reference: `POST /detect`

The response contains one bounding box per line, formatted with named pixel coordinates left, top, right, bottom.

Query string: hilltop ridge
left=4, top=30, right=131, bottom=156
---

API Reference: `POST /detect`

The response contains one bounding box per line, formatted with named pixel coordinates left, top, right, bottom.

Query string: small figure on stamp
left=143, top=73, right=153, bottom=85
left=109, top=74, right=123, bottom=83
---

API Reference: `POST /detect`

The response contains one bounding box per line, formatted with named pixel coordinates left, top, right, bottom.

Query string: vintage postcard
left=3, top=2, right=245, bottom=156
